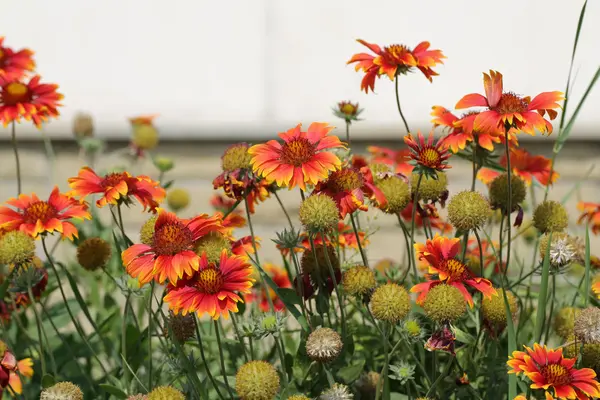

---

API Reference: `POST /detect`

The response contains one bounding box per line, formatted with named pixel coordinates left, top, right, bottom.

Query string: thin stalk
left=345, top=121, right=351, bottom=146
left=249, top=337, right=255, bottom=360
left=274, top=334, right=290, bottom=389
left=544, top=274, right=557, bottom=343
left=123, top=292, right=131, bottom=384
left=230, top=312, right=249, bottom=362
left=350, top=212, right=368, bottom=267
left=394, top=78, right=411, bottom=133
left=193, top=316, right=226, bottom=400
left=291, top=251, right=310, bottom=327
left=274, top=190, right=294, bottom=230
left=503, top=126, right=513, bottom=277
left=148, top=282, right=154, bottom=389
left=471, top=143, right=478, bottom=191
left=473, top=230, right=485, bottom=278
left=409, top=174, right=424, bottom=278
left=425, top=356, right=455, bottom=398
left=27, top=277, right=47, bottom=376
left=214, top=320, right=236, bottom=399
left=11, top=122, right=21, bottom=195
left=375, top=324, right=390, bottom=400
left=322, top=231, right=347, bottom=341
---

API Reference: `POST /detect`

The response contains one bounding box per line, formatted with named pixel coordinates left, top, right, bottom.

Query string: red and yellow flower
left=313, top=167, right=386, bottom=217
left=367, top=146, right=414, bottom=176
left=0, top=37, right=35, bottom=80
left=592, top=275, right=600, bottom=300
left=122, top=210, right=226, bottom=285
left=431, top=106, right=519, bottom=152
left=210, top=194, right=246, bottom=233
left=404, top=131, right=451, bottom=172
left=0, top=75, right=63, bottom=128
left=577, top=202, right=600, bottom=235
left=213, top=172, right=271, bottom=214
left=248, top=263, right=291, bottom=312
left=249, top=123, right=346, bottom=190
left=68, top=167, right=165, bottom=212
left=0, top=187, right=90, bottom=240
left=508, top=343, right=600, bottom=399
left=347, top=39, right=445, bottom=93
left=5, top=358, right=33, bottom=396
left=456, top=70, right=564, bottom=135
left=164, top=251, right=254, bottom=320
left=477, top=148, right=558, bottom=187
left=410, top=235, right=495, bottom=307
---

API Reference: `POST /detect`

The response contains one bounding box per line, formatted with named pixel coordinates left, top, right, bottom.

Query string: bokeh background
left=1, top=0, right=599, bottom=264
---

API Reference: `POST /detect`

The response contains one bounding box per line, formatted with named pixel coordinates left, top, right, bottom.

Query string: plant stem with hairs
left=394, top=78, right=411, bottom=133
left=214, top=320, right=236, bottom=399
left=350, top=212, right=368, bottom=267
left=11, top=122, right=21, bottom=195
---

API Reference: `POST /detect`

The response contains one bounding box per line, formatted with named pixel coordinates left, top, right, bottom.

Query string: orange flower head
left=6, top=357, right=33, bottom=395
left=347, top=39, right=445, bottom=93
left=129, top=114, right=158, bottom=126
left=404, top=131, right=451, bottom=173
left=477, top=148, right=558, bottom=187
left=0, top=37, right=35, bottom=80
left=456, top=70, right=564, bottom=135
left=313, top=167, right=386, bottom=217
left=0, top=75, right=63, bottom=128
left=333, top=101, right=363, bottom=122
left=0, top=187, right=90, bottom=240
left=507, top=343, right=600, bottom=399
left=592, top=275, right=600, bottom=300
left=164, top=251, right=254, bottom=320
left=122, top=209, right=226, bottom=285
left=249, top=123, right=345, bottom=190
left=577, top=202, right=600, bottom=235
left=367, top=146, right=414, bottom=176
left=213, top=170, right=271, bottom=214
left=68, top=167, right=165, bottom=212
left=410, top=235, right=495, bottom=307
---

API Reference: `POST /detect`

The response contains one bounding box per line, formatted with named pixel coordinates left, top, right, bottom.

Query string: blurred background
left=1, top=0, right=599, bottom=263
left=1, top=0, right=599, bottom=139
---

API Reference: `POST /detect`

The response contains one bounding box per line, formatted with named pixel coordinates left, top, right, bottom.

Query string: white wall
left=1, top=0, right=599, bottom=140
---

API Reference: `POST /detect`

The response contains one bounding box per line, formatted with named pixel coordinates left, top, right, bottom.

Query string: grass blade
left=584, top=224, right=591, bottom=307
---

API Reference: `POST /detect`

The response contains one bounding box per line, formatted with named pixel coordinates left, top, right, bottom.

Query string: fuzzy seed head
left=164, top=311, right=195, bottom=342
left=482, top=289, right=517, bottom=327
left=423, top=284, right=466, bottom=323
left=195, top=231, right=232, bottom=263
left=376, top=176, right=410, bottom=214
left=235, top=360, right=280, bottom=400
left=370, top=283, right=411, bottom=323
left=553, top=307, right=581, bottom=339
left=564, top=334, right=600, bottom=370
left=306, top=327, right=343, bottom=363
left=369, top=163, right=392, bottom=184
left=574, top=307, right=600, bottom=344
left=342, top=266, right=376, bottom=296
left=222, top=143, right=252, bottom=172
left=40, top=382, right=84, bottom=400
left=77, top=237, right=112, bottom=271
left=539, top=232, right=582, bottom=268
left=166, top=188, right=190, bottom=211
left=319, top=383, right=354, bottom=400
left=447, top=191, right=492, bottom=231
left=140, top=216, right=157, bottom=245
left=299, top=194, right=339, bottom=232
left=0, top=230, right=35, bottom=265
left=533, top=200, right=568, bottom=233
left=300, top=245, right=339, bottom=277
left=147, top=386, right=185, bottom=400
left=127, top=395, right=148, bottom=400
left=411, top=172, right=447, bottom=203
left=288, top=396, right=311, bottom=400
left=356, top=371, right=380, bottom=400
left=489, top=173, right=526, bottom=213
left=132, top=124, right=159, bottom=150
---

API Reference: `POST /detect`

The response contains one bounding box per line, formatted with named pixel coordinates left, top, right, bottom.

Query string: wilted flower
left=319, top=383, right=354, bottom=400
left=574, top=307, right=600, bottom=344
left=40, top=381, right=84, bottom=400
left=77, top=237, right=112, bottom=271
left=306, top=327, right=343, bottom=363
left=425, top=324, right=455, bottom=354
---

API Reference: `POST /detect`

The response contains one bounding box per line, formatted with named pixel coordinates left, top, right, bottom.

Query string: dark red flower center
left=24, top=201, right=57, bottom=224
left=540, top=364, right=571, bottom=386
left=102, top=172, right=129, bottom=189
left=440, top=258, right=469, bottom=281
left=280, top=138, right=316, bottom=167
left=418, top=147, right=442, bottom=168
left=196, top=267, right=224, bottom=294
left=383, top=44, right=412, bottom=66
left=0, top=49, right=5, bottom=64
left=493, top=93, right=528, bottom=114
left=2, top=82, right=32, bottom=106
left=328, top=168, right=363, bottom=192
left=153, top=221, right=193, bottom=256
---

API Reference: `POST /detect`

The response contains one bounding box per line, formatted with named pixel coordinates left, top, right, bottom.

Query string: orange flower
left=410, top=235, right=495, bottom=306
left=6, top=358, right=33, bottom=396
left=164, top=251, right=254, bottom=320
left=248, top=263, right=291, bottom=312
left=0, top=75, right=63, bottom=128
left=456, top=70, right=564, bottom=135
left=0, top=187, right=90, bottom=240
left=68, top=167, right=165, bottom=212
left=592, top=275, right=600, bottom=300
left=249, top=123, right=345, bottom=191
left=577, top=202, right=600, bottom=235
left=347, top=39, right=445, bottom=93
left=122, top=210, right=225, bottom=285
left=431, top=106, right=519, bottom=152
left=210, top=194, right=247, bottom=232
left=508, top=343, right=600, bottom=399
left=477, top=148, right=558, bottom=187
left=0, top=37, right=35, bottom=80
left=404, top=131, right=451, bottom=172
left=213, top=174, right=270, bottom=215
left=466, top=238, right=500, bottom=273
left=129, top=114, right=158, bottom=125
left=313, top=167, right=386, bottom=217
left=367, top=146, right=414, bottom=175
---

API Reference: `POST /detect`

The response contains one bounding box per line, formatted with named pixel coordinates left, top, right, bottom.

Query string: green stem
left=148, top=282, right=154, bottom=389
left=350, top=212, right=369, bottom=267
left=230, top=312, right=249, bottom=362
left=394, top=78, right=411, bottom=133
left=473, top=230, right=485, bottom=278
left=544, top=274, right=557, bottom=343
left=194, top=316, right=226, bottom=400
left=214, top=320, right=236, bottom=399
left=425, top=356, right=455, bottom=398
left=11, top=122, right=21, bottom=195
left=409, top=174, right=423, bottom=279
left=27, top=276, right=47, bottom=376
left=375, top=324, right=390, bottom=400
left=345, top=121, right=351, bottom=147
left=274, top=333, right=290, bottom=389
left=503, top=126, right=513, bottom=277
left=274, top=190, right=294, bottom=230
left=322, top=231, right=347, bottom=342
left=123, top=292, right=131, bottom=384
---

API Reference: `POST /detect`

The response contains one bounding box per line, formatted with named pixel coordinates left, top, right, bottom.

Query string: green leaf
left=162, top=180, right=175, bottom=189
left=42, top=374, right=57, bottom=388
left=99, top=384, right=128, bottom=399
left=452, top=326, right=476, bottom=345
left=337, top=359, right=365, bottom=384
